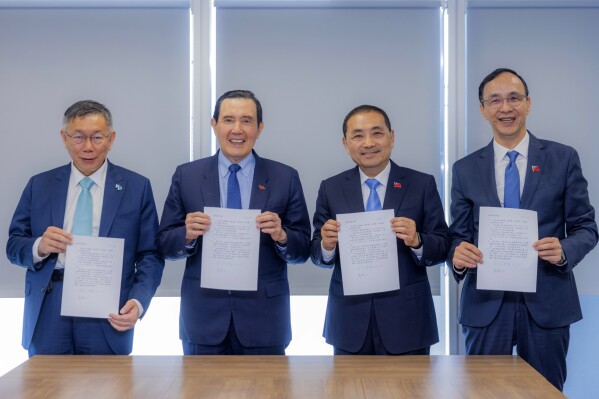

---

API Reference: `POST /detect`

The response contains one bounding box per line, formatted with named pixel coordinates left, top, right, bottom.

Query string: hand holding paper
left=321, top=219, right=341, bottom=251
left=533, top=237, right=563, bottom=264
left=256, top=211, right=286, bottom=244
left=185, top=211, right=211, bottom=243
left=390, top=217, right=419, bottom=248
left=452, top=241, right=484, bottom=270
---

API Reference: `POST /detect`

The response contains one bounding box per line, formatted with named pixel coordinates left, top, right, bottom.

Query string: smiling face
left=211, top=98, right=264, bottom=163
left=61, top=114, right=115, bottom=176
left=480, top=71, right=531, bottom=149
left=343, top=110, right=394, bottom=177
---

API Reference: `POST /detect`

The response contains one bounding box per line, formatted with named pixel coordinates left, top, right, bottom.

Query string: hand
left=534, top=237, right=563, bottom=265
left=256, top=212, right=287, bottom=244
left=185, top=212, right=211, bottom=243
left=452, top=241, right=483, bottom=270
left=321, top=219, right=340, bottom=251
left=108, top=299, right=140, bottom=332
left=38, top=226, right=72, bottom=257
left=390, top=217, right=419, bottom=248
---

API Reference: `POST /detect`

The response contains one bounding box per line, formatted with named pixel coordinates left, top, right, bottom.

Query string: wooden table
left=0, top=355, right=564, bottom=398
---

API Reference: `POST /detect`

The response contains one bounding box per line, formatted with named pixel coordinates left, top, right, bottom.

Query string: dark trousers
left=334, top=303, right=430, bottom=356
left=463, top=291, right=569, bottom=391
left=29, top=269, right=115, bottom=357
left=182, top=316, right=286, bottom=355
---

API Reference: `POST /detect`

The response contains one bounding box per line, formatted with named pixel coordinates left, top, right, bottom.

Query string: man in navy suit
left=311, top=105, right=449, bottom=355
left=7, top=100, right=164, bottom=356
left=448, top=68, right=598, bottom=390
left=157, top=90, right=310, bottom=355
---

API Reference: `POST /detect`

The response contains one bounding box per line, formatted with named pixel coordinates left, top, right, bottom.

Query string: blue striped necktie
left=504, top=151, right=520, bottom=208
left=72, top=177, right=94, bottom=236
left=365, top=178, right=382, bottom=211
left=227, top=164, right=242, bottom=209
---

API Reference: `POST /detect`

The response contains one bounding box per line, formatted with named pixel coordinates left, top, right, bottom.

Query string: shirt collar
left=358, top=161, right=391, bottom=187
left=69, top=159, right=108, bottom=189
left=493, top=131, right=530, bottom=162
left=218, top=150, right=255, bottom=178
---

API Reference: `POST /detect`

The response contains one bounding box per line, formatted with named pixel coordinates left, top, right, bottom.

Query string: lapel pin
left=258, top=185, right=266, bottom=190
left=115, top=184, right=123, bottom=191
left=393, top=182, right=402, bottom=188
left=531, top=166, right=540, bottom=172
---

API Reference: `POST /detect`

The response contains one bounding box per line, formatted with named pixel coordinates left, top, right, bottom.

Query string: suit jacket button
left=177, top=250, right=184, bottom=255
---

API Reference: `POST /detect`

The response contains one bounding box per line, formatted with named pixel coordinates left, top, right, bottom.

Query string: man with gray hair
left=7, top=100, right=164, bottom=356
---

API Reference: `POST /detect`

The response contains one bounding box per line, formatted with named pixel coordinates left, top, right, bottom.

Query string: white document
left=337, top=209, right=400, bottom=296
left=477, top=206, right=538, bottom=292
left=201, top=207, right=261, bottom=291
left=61, top=235, right=124, bottom=318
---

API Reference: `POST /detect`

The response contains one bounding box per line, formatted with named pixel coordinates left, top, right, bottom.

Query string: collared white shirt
left=493, top=132, right=529, bottom=207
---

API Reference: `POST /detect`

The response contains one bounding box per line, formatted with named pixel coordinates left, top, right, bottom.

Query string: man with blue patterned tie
left=6, top=100, right=164, bottom=356
left=157, top=90, right=311, bottom=355
left=448, top=68, right=598, bottom=390
left=311, top=105, right=449, bottom=355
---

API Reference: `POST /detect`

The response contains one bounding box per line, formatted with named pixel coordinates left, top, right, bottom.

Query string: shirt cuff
left=32, top=237, right=49, bottom=264
left=411, top=245, right=424, bottom=259
left=453, top=263, right=466, bottom=275
left=321, top=241, right=336, bottom=262
left=275, top=241, right=288, bottom=256
left=555, top=252, right=568, bottom=267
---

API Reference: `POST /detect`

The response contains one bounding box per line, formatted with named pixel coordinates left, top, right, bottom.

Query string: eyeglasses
left=481, top=94, right=528, bottom=109
left=63, top=131, right=112, bottom=145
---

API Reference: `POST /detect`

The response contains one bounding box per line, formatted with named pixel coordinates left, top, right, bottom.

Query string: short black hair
left=63, top=100, right=112, bottom=129
left=213, top=90, right=263, bottom=126
left=342, top=105, right=392, bottom=136
left=478, top=68, right=529, bottom=103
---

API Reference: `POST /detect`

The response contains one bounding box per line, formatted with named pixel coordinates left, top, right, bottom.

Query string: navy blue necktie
left=227, top=164, right=242, bottom=209
left=504, top=151, right=520, bottom=208
left=365, top=178, right=382, bottom=211
left=72, top=177, right=94, bottom=236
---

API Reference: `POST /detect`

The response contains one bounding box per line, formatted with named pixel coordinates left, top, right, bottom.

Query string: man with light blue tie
left=157, top=90, right=311, bottom=355
left=311, top=105, right=449, bottom=355
left=448, top=68, right=598, bottom=390
left=6, top=100, right=164, bottom=356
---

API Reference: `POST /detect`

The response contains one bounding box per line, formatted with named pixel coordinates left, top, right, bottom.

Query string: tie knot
left=507, top=151, right=519, bottom=163
left=79, top=177, right=94, bottom=190
left=365, top=178, right=380, bottom=190
left=229, top=163, right=241, bottom=174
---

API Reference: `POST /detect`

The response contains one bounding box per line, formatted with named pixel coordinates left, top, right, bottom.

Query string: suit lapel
left=52, top=164, right=71, bottom=228
left=100, top=161, right=125, bottom=237
left=342, top=166, right=365, bottom=213
left=384, top=161, right=408, bottom=213
left=520, top=133, right=545, bottom=209
left=249, top=152, right=270, bottom=211
left=201, top=153, right=221, bottom=208
left=476, top=140, right=501, bottom=207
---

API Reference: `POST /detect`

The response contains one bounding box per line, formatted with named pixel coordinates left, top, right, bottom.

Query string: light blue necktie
left=365, top=178, right=382, bottom=211
left=504, top=151, right=520, bottom=208
left=72, top=177, right=94, bottom=236
left=227, top=164, right=242, bottom=209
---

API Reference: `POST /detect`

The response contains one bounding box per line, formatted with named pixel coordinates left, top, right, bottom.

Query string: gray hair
left=63, top=100, right=113, bottom=130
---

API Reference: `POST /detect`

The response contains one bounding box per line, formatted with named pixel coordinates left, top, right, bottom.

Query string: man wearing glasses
left=448, top=68, right=598, bottom=390
left=7, top=100, right=164, bottom=356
